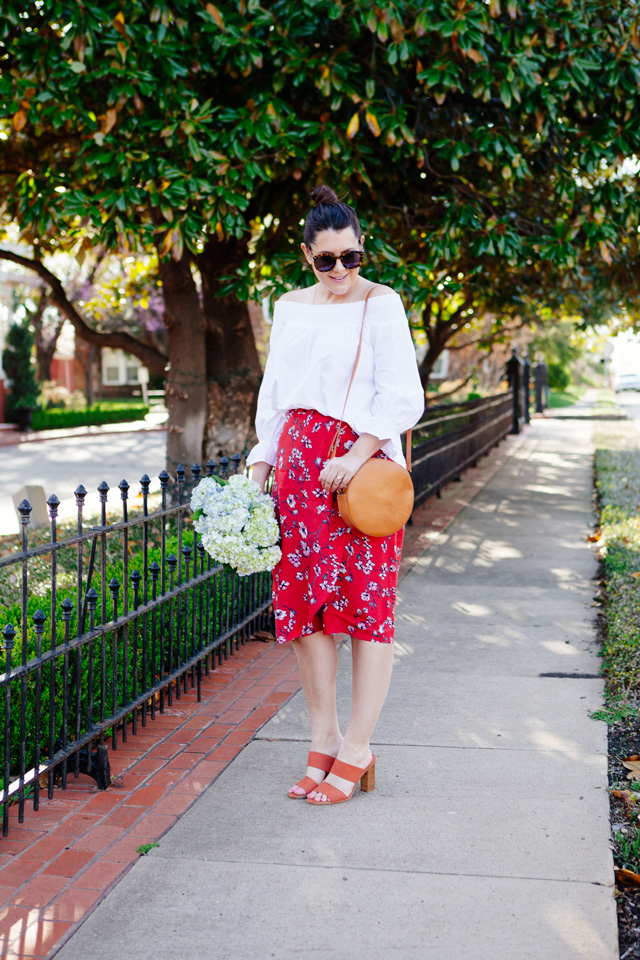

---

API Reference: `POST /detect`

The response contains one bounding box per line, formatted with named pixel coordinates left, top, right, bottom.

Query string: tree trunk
left=196, top=239, right=262, bottom=463
left=27, top=289, right=63, bottom=382
left=35, top=317, right=64, bottom=382
left=157, top=254, right=207, bottom=474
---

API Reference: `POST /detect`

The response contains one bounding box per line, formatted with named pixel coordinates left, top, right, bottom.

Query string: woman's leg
left=311, top=637, right=394, bottom=801
left=289, top=630, right=343, bottom=796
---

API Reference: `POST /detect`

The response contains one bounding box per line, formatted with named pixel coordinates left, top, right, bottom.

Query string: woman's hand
left=319, top=432, right=383, bottom=493
left=319, top=454, right=360, bottom=493
left=249, top=461, right=273, bottom=493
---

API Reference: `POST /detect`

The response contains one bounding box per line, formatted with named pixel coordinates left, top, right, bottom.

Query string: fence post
left=534, top=361, right=547, bottom=413
left=523, top=355, right=531, bottom=424
left=506, top=347, right=523, bottom=434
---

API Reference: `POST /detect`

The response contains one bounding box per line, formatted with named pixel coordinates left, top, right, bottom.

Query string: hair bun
left=310, top=184, right=339, bottom=207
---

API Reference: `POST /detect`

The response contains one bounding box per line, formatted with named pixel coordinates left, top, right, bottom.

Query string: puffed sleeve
left=246, top=318, right=287, bottom=467
left=350, top=295, right=425, bottom=443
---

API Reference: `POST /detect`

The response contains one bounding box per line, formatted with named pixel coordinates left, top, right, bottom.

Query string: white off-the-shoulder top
left=246, top=292, right=425, bottom=468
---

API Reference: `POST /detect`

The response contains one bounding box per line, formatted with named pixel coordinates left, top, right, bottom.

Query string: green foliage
left=2, top=321, right=39, bottom=416
left=137, top=842, right=160, bottom=855
left=547, top=362, right=571, bottom=391
left=30, top=402, right=149, bottom=431
left=590, top=704, right=638, bottom=724
left=594, top=424, right=640, bottom=702
left=2, top=0, right=640, bottom=393
left=2, top=3, right=640, bottom=290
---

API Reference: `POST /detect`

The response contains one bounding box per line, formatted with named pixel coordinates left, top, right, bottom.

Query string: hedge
left=31, top=403, right=150, bottom=431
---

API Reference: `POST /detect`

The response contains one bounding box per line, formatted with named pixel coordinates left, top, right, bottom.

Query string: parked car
left=614, top=373, right=640, bottom=392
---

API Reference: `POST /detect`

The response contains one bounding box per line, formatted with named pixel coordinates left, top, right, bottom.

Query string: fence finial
left=18, top=499, right=32, bottom=523
left=2, top=623, right=16, bottom=650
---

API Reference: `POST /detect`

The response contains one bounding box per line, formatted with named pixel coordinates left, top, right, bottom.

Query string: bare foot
left=289, top=740, right=343, bottom=798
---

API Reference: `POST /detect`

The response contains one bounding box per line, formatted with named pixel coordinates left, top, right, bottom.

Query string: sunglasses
left=311, top=249, right=364, bottom=272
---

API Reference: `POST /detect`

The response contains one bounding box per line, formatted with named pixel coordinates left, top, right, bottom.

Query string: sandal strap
left=331, top=757, right=374, bottom=783
left=310, top=781, right=354, bottom=803
left=307, top=751, right=335, bottom=773
left=291, top=775, right=322, bottom=795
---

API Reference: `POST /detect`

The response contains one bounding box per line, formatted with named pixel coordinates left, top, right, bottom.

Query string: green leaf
left=499, top=81, right=512, bottom=108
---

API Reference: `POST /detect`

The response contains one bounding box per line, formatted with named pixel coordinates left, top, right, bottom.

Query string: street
left=0, top=430, right=167, bottom=537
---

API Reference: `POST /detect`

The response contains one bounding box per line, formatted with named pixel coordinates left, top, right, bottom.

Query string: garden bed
left=593, top=421, right=640, bottom=957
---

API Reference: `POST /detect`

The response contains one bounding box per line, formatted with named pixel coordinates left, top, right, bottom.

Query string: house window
left=125, top=362, right=139, bottom=383
left=102, top=349, right=143, bottom=386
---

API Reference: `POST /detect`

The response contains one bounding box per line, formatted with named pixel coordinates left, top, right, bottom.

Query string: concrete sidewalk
left=54, top=418, right=616, bottom=960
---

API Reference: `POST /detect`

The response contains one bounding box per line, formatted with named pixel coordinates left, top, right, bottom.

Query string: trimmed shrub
left=31, top=403, right=150, bottom=431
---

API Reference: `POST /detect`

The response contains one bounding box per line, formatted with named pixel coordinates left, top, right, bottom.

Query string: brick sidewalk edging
left=0, top=430, right=526, bottom=960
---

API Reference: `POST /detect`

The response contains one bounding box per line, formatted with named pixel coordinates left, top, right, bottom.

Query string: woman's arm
left=245, top=312, right=285, bottom=476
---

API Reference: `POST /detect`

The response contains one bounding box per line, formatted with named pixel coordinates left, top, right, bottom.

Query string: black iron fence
left=410, top=392, right=514, bottom=507
left=0, top=458, right=273, bottom=838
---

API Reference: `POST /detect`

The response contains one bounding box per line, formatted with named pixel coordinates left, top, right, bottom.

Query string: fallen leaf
left=616, top=868, right=640, bottom=886
left=612, top=789, right=636, bottom=806
left=13, top=110, right=27, bottom=131
left=632, top=572, right=640, bottom=579
left=251, top=630, right=276, bottom=642
left=622, top=758, right=640, bottom=780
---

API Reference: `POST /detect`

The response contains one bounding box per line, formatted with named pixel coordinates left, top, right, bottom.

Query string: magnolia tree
left=1, top=0, right=639, bottom=468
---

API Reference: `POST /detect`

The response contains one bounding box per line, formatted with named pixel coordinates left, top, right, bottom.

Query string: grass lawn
left=546, top=385, right=587, bottom=408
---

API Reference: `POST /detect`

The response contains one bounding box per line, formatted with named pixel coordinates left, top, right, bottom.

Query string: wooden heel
left=360, top=763, right=375, bottom=793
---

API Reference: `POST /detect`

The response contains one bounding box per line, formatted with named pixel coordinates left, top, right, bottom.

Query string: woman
left=247, top=185, right=424, bottom=805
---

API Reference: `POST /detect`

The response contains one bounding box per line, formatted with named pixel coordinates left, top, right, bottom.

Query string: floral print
left=271, top=408, right=403, bottom=644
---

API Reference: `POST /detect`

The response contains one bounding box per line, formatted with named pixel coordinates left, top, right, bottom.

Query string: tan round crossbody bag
left=328, top=287, right=414, bottom=538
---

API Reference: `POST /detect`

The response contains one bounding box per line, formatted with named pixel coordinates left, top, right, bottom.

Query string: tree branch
left=426, top=371, right=476, bottom=403
left=0, top=249, right=168, bottom=375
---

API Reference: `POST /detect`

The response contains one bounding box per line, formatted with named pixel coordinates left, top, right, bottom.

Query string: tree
left=2, top=1, right=640, bottom=467
left=2, top=319, right=39, bottom=420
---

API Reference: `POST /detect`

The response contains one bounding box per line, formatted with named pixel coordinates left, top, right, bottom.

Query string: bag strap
left=328, top=286, right=413, bottom=472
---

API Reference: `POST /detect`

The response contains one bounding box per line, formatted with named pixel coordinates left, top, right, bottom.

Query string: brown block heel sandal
left=288, top=751, right=335, bottom=799
left=306, top=755, right=376, bottom=806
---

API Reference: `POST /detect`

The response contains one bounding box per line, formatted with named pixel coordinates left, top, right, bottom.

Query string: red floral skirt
left=271, top=408, right=404, bottom=644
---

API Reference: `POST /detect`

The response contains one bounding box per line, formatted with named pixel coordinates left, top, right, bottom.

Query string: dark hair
left=303, top=185, right=361, bottom=247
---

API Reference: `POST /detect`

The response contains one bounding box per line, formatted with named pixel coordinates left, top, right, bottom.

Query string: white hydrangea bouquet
left=190, top=474, right=281, bottom=577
